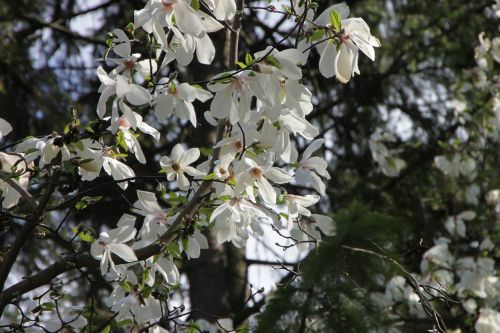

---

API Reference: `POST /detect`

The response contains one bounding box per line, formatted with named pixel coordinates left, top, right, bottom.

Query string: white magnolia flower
left=369, top=131, right=406, bottom=177
left=156, top=81, right=213, bottom=126
left=295, top=139, right=331, bottom=195
left=420, top=239, right=454, bottom=273
left=107, top=29, right=158, bottom=78
left=0, top=118, right=12, bottom=139
left=314, top=4, right=380, bottom=82
left=254, top=47, right=307, bottom=81
left=143, top=256, right=180, bottom=286
left=444, top=211, right=475, bottom=238
left=108, top=104, right=160, bottom=164
left=210, top=195, right=268, bottom=245
left=180, top=230, right=209, bottom=258
left=134, top=190, right=169, bottom=241
left=282, top=194, right=320, bottom=229
left=434, top=154, right=476, bottom=179
left=291, top=214, right=335, bottom=251
left=475, top=308, right=500, bottom=333
left=77, top=145, right=136, bottom=189
left=96, top=66, right=151, bottom=118
left=208, top=71, right=259, bottom=124
left=0, top=153, right=30, bottom=209
left=91, top=214, right=138, bottom=276
left=234, top=157, right=292, bottom=205
left=455, top=257, right=498, bottom=299
left=135, top=0, right=204, bottom=44
left=159, top=12, right=224, bottom=66
left=160, top=143, right=205, bottom=191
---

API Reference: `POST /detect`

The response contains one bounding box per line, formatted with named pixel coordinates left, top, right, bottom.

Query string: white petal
left=109, top=243, right=138, bottom=262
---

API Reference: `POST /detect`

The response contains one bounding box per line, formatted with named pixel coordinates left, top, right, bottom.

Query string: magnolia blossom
left=475, top=308, right=500, bottom=333
left=156, top=81, right=213, bottom=126
left=444, top=211, right=475, bottom=238
left=160, top=143, right=205, bottom=191
left=96, top=66, right=151, bottom=118
left=210, top=195, right=269, bottom=245
left=0, top=153, right=30, bottom=209
left=134, top=0, right=204, bottom=44
left=0, top=118, right=12, bottom=139
left=290, top=214, right=335, bottom=251
left=134, top=190, right=169, bottom=241
left=282, top=194, right=320, bottom=229
left=107, top=29, right=158, bottom=78
left=295, top=139, right=331, bottom=195
left=234, top=157, right=292, bottom=205
left=180, top=230, right=209, bottom=258
left=314, top=4, right=380, bottom=82
left=91, top=214, right=138, bottom=276
left=369, top=131, right=406, bottom=177
left=77, top=144, right=135, bottom=189
left=159, top=12, right=224, bottom=66
left=434, top=153, right=477, bottom=179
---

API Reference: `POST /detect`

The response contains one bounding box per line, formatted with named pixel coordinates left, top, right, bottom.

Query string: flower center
left=162, top=0, right=175, bottom=10
left=118, top=117, right=130, bottom=130
left=233, top=139, right=243, bottom=151
left=172, top=163, right=181, bottom=172
left=250, top=167, right=263, bottom=178
left=219, top=167, right=227, bottom=174
left=123, top=59, right=135, bottom=70
left=339, top=29, right=350, bottom=44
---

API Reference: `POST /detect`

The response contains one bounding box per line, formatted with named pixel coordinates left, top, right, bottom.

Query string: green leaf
left=329, top=10, right=342, bottom=32
left=310, top=28, right=326, bottom=42
left=204, top=173, right=217, bottom=180
left=101, top=325, right=111, bottom=333
left=117, top=319, right=133, bottom=328
left=75, top=196, right=103, bottom=210
left=265, top=55, right=282, bottom=69
left=41, top=302, right=55, bottom=311
left=236, top=61, right=247, bottom=69
left=199, top=147, right=213, bottom=157
left=116, top=131, right=128, bottom=151
left=245, top=52, right=254, bottom=65
left=78, top=231, right=94, bottom=243
left=120, top=281, right=131, bottom=292
left=218, top=195, right=233, bottom=202
left=191, top=0, right=200, bottom=11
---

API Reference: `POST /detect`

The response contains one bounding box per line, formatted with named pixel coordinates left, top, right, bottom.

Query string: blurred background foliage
left=0, top=0, right=498, bottom=331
